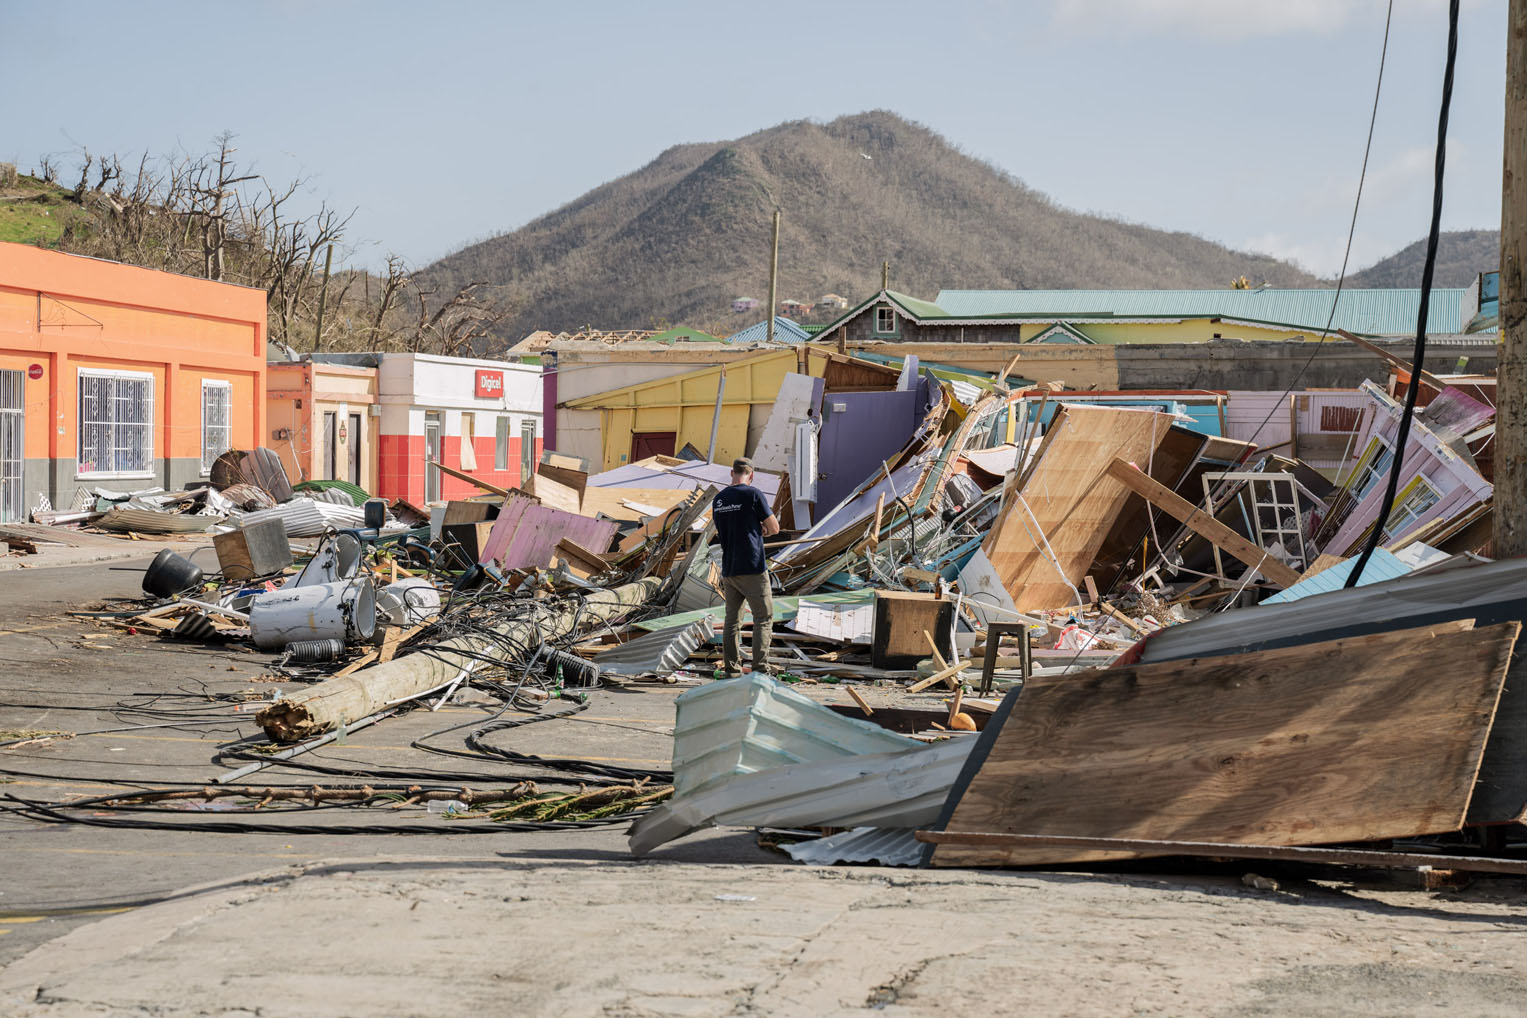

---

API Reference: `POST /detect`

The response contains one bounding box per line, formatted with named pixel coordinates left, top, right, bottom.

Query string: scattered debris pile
left=13, top=352, right=1522, bottom=878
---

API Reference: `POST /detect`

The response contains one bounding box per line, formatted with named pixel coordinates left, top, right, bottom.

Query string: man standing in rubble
left=713, top=456, right=781, bottom=677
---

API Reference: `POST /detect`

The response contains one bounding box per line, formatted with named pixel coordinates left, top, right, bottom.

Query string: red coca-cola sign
left=475, top=369, right=504, bottom=398
left=27, top=364, right=43, bottom=380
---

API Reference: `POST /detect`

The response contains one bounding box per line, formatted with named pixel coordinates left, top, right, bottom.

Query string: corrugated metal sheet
left=1260, top=548, right=1412, bottom=605
left=96, top=506, right=222, bottom=534
left=932, top=288, right=1465, bottom=335
left=1140, top=558, right=1527, bottom=664
left=594, top=621, right=714, bottom=676
left=628, top=737, right=974, bottom=856
left=784, top=827, right=923, bottom=867
left=671, top=674, right=920, bottom=797
left=235, top=497, right=363, bottom=538
left=724, top=317, right=812, bottom=345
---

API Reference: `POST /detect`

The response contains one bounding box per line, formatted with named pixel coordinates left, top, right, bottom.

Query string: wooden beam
left=1103, top=458, right=1302, bottom=588
left=1336, top=329, right=1448, bottom=390
left=428, top=460, right=511, bottom=498
left=915, top=830, right=1527, bottom=877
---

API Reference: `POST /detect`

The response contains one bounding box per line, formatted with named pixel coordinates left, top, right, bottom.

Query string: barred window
left=201, top=381, right=232, bottom=473
left=78, top=371, right=154, bottom=477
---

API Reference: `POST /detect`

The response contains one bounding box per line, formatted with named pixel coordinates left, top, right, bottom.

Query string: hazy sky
left=2, top=0, right=1509, bottom=281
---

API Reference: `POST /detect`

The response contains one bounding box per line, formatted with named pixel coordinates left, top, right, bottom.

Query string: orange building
left=265, top=359, right=380, bottom=491
left=0, top=243, right=266, bottom=521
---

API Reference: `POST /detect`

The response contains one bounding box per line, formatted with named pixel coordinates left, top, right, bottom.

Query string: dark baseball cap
left=732, top=457, right=754, bottom=472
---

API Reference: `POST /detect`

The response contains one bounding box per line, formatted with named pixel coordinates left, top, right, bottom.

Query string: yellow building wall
left=569, top=350, right=817, bottom=470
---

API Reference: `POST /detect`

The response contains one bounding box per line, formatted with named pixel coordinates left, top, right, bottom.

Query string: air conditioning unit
left=368, top=404, right=382, bottom=418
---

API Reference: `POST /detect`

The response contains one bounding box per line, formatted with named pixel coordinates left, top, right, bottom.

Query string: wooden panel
left=579, top=486, right=693, bottom=523
left=982, top=405, right=1179, bottom=610
left=525, top=473, right=582, bottom=515
left=872, top=591, right=953, bottom=668
left=930, top=621, right=1518, bottom=868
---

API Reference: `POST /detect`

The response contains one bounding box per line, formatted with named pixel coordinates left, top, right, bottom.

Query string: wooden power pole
left=1501, top=0, right=1527, bottom=556
left=766, top=210, right=780, bottom=347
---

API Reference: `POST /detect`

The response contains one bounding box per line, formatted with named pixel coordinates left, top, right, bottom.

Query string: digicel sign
left=475, top=370, right=504, bottom=398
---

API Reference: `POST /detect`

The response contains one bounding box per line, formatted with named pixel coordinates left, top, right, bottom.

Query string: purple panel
left=498, top=506, right=618, bottom=571
left=479, top=492, right=618, bottom=570
left=816, top=390, right=924, bottom=510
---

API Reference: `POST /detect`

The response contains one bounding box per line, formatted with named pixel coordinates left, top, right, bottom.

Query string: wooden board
left=525, top=473, right=583, bottom=515
left=982, top=405, right=1179, bottom=611
left=929, top=620, right=1519, bottom=869
left=578, top=486, right=692, bottom=523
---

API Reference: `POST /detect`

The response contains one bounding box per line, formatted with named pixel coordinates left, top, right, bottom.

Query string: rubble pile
left=10, top=352, right=1525, bottom=880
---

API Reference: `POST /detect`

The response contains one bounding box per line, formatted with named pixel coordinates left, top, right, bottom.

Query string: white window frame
left=200, top=380, right=233, bottom=475
left=76, top=369, right=155, bottom=480
left=1349, top=434, right=1395, bottom=501
left=874, top=305, right=897, bottom=335
left=495, top=415, right=510, bottom=471
left=1382, top=473, right=1443, bottom=543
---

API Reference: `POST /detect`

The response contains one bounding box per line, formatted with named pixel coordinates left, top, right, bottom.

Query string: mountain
left=419, top=111, right=1323, bottom=343
left=1345, top=229, right=1498, bottom=289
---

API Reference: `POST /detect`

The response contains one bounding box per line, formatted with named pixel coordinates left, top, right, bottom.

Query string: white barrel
left=376, top=578, right=441, bottom=626
left=249, top=580, right=377, bottom=649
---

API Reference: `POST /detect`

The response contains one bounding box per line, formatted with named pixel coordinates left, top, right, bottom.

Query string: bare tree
left=190, top=133, right=257, bottom=281
left=405, top=280, right=517, bottom=356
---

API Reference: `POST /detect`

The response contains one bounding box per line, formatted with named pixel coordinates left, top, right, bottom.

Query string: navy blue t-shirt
left=712, top=484, right=772, bottom=577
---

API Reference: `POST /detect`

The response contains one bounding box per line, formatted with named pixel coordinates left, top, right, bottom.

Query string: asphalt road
left=0, top=554, right=772, bottom=966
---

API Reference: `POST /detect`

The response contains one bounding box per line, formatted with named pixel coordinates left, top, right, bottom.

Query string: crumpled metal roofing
left=234, top=497, right=366, bottom=538
left=96, top=506, right=222, bottom=534
left=593, top=620, right=715, bottom=677
left=784, top=827, right=923, bottom=867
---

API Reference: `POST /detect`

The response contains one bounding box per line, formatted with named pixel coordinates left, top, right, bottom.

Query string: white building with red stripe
left=311, top=352, right=542, bottom=501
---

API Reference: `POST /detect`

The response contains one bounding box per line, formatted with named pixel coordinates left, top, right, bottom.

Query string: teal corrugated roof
left=1260, top=548, right=1412, bottom=605
left=725, top=316, right=812, bottom=345
left=932, top=288, right=1465, bottom=335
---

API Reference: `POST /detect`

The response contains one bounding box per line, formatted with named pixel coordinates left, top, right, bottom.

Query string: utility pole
left=766, top=210, right=780, bottom=347
left=1501, top=0, right=1527, bottom=557
left=882, top=260, right=890, bottom=291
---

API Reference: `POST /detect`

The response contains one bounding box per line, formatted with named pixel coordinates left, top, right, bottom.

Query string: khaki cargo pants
left=721, top=572, right=773, bottom=675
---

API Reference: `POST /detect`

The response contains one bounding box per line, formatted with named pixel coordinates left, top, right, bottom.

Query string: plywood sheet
left=930, top=621, right=1518, bottom=868
left=982, top=404, right=1178, bottom=610
left=578, top=486, right=693, bottom=523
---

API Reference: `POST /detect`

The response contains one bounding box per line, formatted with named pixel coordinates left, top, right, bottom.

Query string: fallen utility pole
left=257, top=578, right=664, bottom=742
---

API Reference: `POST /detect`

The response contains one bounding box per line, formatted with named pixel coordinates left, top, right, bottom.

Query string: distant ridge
left=1344, top=229, right=1498, bottom=289
left=419, top=111, right=1324, bottom=344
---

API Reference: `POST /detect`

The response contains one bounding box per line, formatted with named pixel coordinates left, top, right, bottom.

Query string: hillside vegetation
left=1345, top=229, right=1499, bottom=289
left=420, top=111, right=1326, bottom=342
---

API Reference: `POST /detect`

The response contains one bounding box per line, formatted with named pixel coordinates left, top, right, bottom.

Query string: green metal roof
left=932, top=287, right=1466, bottom=335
